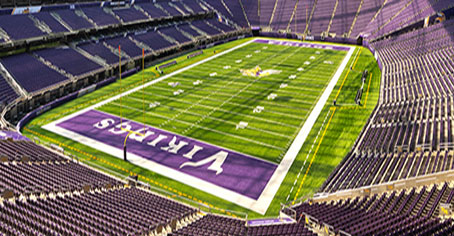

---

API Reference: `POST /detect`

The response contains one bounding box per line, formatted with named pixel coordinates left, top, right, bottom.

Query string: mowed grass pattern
left=98, top=42, right=347, bottom=163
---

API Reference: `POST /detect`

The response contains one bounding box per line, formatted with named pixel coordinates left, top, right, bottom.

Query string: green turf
left=23, top=37, right=381, bottom=218
left=97, top=41, right=346, bottom=163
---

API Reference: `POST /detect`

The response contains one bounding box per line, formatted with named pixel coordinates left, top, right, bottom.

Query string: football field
left=99, top=40, right=349, bottom=163
left=25, top=37, right=381, bottom=217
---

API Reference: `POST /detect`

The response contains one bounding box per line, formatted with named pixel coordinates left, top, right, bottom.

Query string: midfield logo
left=240, top=65, right=281, bottom=77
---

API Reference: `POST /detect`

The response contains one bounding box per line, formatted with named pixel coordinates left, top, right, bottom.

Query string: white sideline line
left=254, top=46, right=355, bottom=213
left=42, top=38, right=355, bottom=214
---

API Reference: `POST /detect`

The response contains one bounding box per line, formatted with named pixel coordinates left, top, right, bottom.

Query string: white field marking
left=349, top=48, right=360, bottom=69
left=171, top=76, right=325, bottom=95
left=156, top=81, right=320, bottom=105
left=181, top=45, right=305, bottom=136
left=126, top=96, right=290, bottom=139
left=110, top=102, right=286, bottom=151
left=263, top=46, right=268, bottom=49
left=267, top=93, right=277, bottom=100
left=193, top=80, right=203, bottom=85
left=223, top=65, right=231, bottom=69
left=209, top=72, right=217, bottom=77
left=164, top=44, right=293, bottom=137
left=253, top=106, right=264, bottom=113
left=316, top=51, right=321, bottom=54
left=161, top=77, right=236, bottom=128
left=257, top=45, right=355, bottom=213
left=168, top=82, right=180, bottom=87
left=285, top=109, right=331, bottom=201
left=138, top=90, right=299, bottom=129
left=280, top=83, right=288, bottom=88
left=43, top=38, right=354, bottom=214
left=310, top=56, right=316, bottom=60
left=235, top=59, right=242, bottom=63
left=246, top=54, right=252, bottom=58
left=255, top=50, right=261, bottom=53
left=297, top=68, right=304, bottom=72
left=144, top=85, right=310, bottom=119
left=289, top=75, right=297, bottom=79
left=304, top=61, right=310, bottom=65
left=149, top=101, right=160, bottom=108
left=236, top=121, right=248, bottom=129
left=177, top=46, right=293, bottom=136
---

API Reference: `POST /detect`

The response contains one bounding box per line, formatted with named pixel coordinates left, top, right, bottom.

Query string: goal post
left=118, top=46, right=147, bottom=161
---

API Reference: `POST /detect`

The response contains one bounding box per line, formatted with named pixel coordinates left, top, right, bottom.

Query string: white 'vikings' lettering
left=91, top=118, right=229, bottom=175
left=180, top=151, right=228, bottom=175
left=93, top=118, right=115, bottom=129
left=129, top=128, right=155, bottom=143
left=147, top=134, right=168, bottom=147
left=183, top=145, right=204, bottom=159
left=161, top=136, right=188, bottom=154
left=109, top=122, right=131, bottom=135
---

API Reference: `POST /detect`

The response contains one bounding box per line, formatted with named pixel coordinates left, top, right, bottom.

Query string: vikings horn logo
left=240, top=65, right=281, bottom=77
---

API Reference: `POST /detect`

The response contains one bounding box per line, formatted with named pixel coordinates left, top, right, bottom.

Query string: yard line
left=159, top=81, right=322, bottom=101
left=109, top=102, right=286, bottom=151
left=285, top=109, right=332, bottom=201
left=181, top=46, right=305, bottom=135
left=144, top=83, right=309, bottom=118
left=126, top=96, right=291, bottom=139
left=136, top=91, right=299, bottom=128
left=160, top=45, right=294, bottom=130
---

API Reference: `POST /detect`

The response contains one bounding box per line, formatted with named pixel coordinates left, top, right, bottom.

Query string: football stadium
left=0, top=0, right=453, bottom=235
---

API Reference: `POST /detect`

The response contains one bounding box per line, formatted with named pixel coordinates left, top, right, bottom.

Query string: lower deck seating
left=0, top=187, right=196, bottom=235
left=172, top=214, right=247, bottom=236
left=296, top=183, right=454, bottom=235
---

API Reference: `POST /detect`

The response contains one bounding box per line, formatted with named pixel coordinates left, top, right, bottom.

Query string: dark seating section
left=177, top=23, right=202, bottom=37
left=172, top=214, right=247, bottom=236
left=0, top=140, right=66, bottom=162
left=207, top=18, right=236, bottom=33
left=0, top=75, right=19, bottom=105
left=80, top=7, right=120, bottom=27
left=0, top=0, right=210, bottom=44
left=132, top=31, right=175, bottom=51
left=105, top=36, right=143, bottom=58
left=33, top=12, right=69, bottom=33
left=183, top=0, right=206, bottom=13
left=248, top=222, right=316, bottom=236
left=159, top=2, right=183, bottom=16
left=191, top=20, right=221, bottom=35
left=0, top=14, right=44, bottom=40
left=137, top=2, right=169, bottom=18
left=78, top=42, right=120, bottom=65
left=172, top=1, right=191, bottom=15
left=0, top=53, right=69, bottom=93
left=0, top=162, right=122, bottom=194
left=159, top=26, right=191, bottom=44
left=112, top=7, right=149, bottom=23
left=54, top=9, right=93, bottom=30
left=294, top=183, right=454, bottom=235
left=35, top=47, right=102, bottom=77
left=0, top=187, right=196, bottom=235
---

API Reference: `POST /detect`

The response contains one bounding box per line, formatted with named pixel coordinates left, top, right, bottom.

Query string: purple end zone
left=254, top=39, right=351, bottom=51
left=57, top=109, right=278, bottom=200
